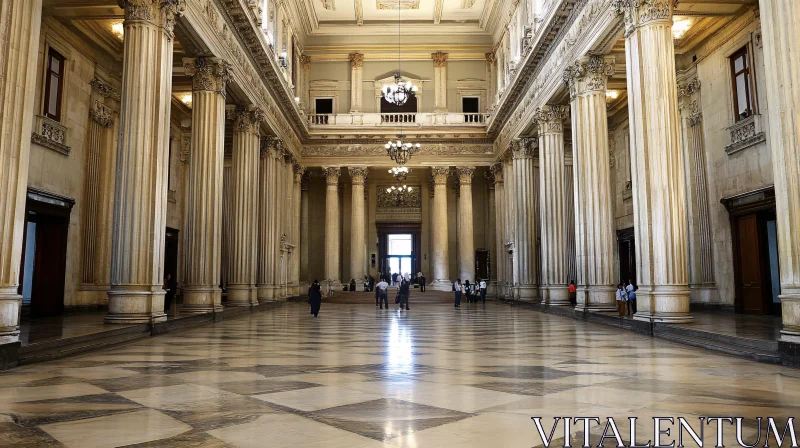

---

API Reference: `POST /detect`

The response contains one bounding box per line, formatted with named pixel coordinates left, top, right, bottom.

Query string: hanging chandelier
left=385, top=137, right=420, bottom=166
left=385, top=184, right=414, bottom=204
left=382, top=73, right=418, bottom=106
left=388, top=166, right=410, bottom=182
left=382, top=0, right=417, bottom=106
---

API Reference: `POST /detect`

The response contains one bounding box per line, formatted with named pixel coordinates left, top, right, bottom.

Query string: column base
left=575, top=285, right=617, bottom=312
left=517, top=284, right=540, bottom=302
left=780, top=294, right=800, bottom=341
left=544, top=285, right=571, bottom=306
left=633, top=285, right=692, bottom=323
left=76, top=285, right=111, bottom=307
left=182, top=285, right=223, bottom=314
left=226, top=285, right=254, bottom=307
left=105, top=288, right=167, bottom=324
left=432, top=280, right=453, bottom=292
left=0, top=291, right=21, bottom=343
left=257, top=284, right=276, bottom=303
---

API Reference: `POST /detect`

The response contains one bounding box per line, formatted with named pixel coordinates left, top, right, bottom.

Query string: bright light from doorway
left=111, top=22, right=124, bottom=40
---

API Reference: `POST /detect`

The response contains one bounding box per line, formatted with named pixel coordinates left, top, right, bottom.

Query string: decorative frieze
left=301, top=144, right=492, bottom=157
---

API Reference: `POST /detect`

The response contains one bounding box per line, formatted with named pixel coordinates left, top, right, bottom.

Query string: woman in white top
left=615, top=283, right=628, bottom=317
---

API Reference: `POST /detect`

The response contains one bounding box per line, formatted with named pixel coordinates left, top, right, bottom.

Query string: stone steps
left=654, top=324, right=780, bottom=363
left=19, top=324, right=151, bottom=365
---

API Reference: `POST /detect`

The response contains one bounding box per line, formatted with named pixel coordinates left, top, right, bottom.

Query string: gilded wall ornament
left=431, top=52, right=449, bottom=68
left=349, top=53, right=364, bottom=68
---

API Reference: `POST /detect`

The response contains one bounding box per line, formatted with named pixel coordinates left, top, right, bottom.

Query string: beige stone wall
left=609, top=114, right=633, bottom=232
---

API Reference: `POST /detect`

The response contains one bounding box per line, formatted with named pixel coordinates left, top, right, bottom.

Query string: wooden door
left=475, top=250, right=489, bottom=280
left=737, top=214, right=766, bottom=314
left=164, top=228, right=180, bottom=281
left=30, top=215, right=68, bottom=317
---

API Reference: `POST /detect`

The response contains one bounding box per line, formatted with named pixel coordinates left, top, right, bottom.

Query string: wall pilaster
left=349, top=53, right=364, bottom=113
left=432, top=52, right=448, bottom=113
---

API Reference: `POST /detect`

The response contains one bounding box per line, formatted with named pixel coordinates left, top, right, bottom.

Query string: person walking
left=464, top=280, right=472, bottom=303
left=163, top=273, right=176, bottom=312
left=376, top=278, right=389, bottom=309
left=308, top=280, right=323, bottom=317
left=391, top=273, right=398, bottom=287
left=479, top=279, right=487, bottom=304
left=398, top=279, right=411, bottom=311
left=453, top=279, right=462, bottom=308
left=368, top=274, right=375, bottom=292
left=568, top=280, right=577, bottom=306
left=615, top=283, right=627, bottom=317
left=626, top=280, right=637, bottom=316
left=418, top=272, right=426, bottom=292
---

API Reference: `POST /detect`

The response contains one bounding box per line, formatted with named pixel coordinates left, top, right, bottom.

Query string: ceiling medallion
left=385, top=137, right=420, bottom=165
left=388, top=166, right=410, bottom=182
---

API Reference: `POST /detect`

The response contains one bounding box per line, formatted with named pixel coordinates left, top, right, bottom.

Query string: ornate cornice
left=562, top=55, right=615, bottom=100
left=348, top=167, right=369, bottom=184
left=324, top=167, right=341, bottom=185
left=534, top=106, right=569, bottom=134
left=431, top=166, right=451, bottom=184
left=184, top=57, right=231, bottom=98
left=348, top=53, right=364, bottom=68
left=611, top=0, right=677, bottom=37
left=301, top=143, right=493, bottom=157
left=431, top=52, right=449, bottom=67
left=89, top=101, right=114, bottom=128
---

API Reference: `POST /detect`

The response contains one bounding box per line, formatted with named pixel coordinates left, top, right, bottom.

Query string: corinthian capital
left=534, top=106, right=569, bottom=134
left=457, top=167, right=475, bottom=184
left=118, top=0, right=184, bottom=38
left=490, top=163, right=504, bottom=183
left=563, top=55, right=616, bottom=100
left=293, top=164, right=307, bottom=182
left=183, top=57, right=231, bottom=98
left=324, top=167, right=341, bottom=185
left=348, top=167, right=369, bottom=184
left=89, top=101, right=114, bottom=128
left=431, top=166, right=450, bottom=184
left=612, top=0, right=677, bottom=37
left=431, top=52, right=449, bottom=68
left=227, top=105, right=265, bottom=133
left=511, top=138, right=537, bottom=159
left=300, top=55, right=312, bottom=70
left=348, top=53, right=364, bottom=68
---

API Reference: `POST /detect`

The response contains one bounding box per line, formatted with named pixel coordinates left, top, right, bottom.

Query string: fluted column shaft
left=257, top=139, right=279, bottom=301
left=324, top=168, right=342, bottom=288
left=457, top=168, right=476, bottom=282
left=291, top=164, right=305, bottom=296
left=106, top=1, right=178, bottom=324
left=759, top=0, right=800, bottom=340
left=277, top=154, right=292, bottom=299
left=181, top=57, right=229, bottom=314
left=536, top=107, right=570, bottom=305
left=349, top=167, right=368, bottom=282
left=0, top=0, right=42, bottom=341
left=565, top=56, right=617, bottom=311
left=226, top=107, right=263, bottom=306
left=491, top=164, right=506, bottom=297
left=300, top=179, right=310, bottom=286
left=503, top=156, right=516, bottom=297
left=617, top=1, right=691, bottom=322
left=512, top=141, right=538, bottom=301
left=431, top=167, right=451, bottom=289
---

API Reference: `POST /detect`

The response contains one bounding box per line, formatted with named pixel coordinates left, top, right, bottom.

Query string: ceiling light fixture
left=382, top=0, right=417, bottom=106
left=388, top=166, right=410, bottom=182
left=386, top=138, right=420, bottom=166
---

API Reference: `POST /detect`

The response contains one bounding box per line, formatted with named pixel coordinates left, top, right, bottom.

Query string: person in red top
left=568, top=280, right=577, bottom=306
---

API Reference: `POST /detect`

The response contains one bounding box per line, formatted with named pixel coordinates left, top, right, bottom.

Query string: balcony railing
left=307, top=112, right=489, bottom=127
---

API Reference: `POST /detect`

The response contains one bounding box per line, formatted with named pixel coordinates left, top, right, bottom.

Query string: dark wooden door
left=29, top=215, right=68, bottom=317
left=617, top=228, right=636, bottom=285
left=737, top=214, right=766, bottom=314
left=164, top=228, right=180, bottom=281
left=475, top=250, right=489, bottom=280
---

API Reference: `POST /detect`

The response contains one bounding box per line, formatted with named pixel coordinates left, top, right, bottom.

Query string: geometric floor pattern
left=1, top=300, right=799, bottom=447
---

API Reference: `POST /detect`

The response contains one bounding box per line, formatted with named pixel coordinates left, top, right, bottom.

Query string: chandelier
left=388, top=166, right=410, bottom=182
left=382, top=73, right=418, bottom=106
left=385, top=137, right=420, bottom=166
left=385, top=184, right=414, bottom=204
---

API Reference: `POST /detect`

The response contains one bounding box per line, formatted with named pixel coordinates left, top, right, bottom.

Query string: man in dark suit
left=418, top=272, right=426, bottom=292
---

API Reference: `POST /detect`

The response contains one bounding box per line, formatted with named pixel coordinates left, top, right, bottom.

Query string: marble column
left=226, top=106, right=264, bottom=307
left=512, top=139, right=539, bottom=301
left=502, top=154, right=515, bottom=298
left=564, top=55, right=617, bottom=312
left=349, top=167, right=368, bottom=283
left=536, top=106, right=570, bottom=305
left=457, top=168, right=476, bottom=282
left=432, top=52, right=448, bottom=113
left=106, top=0, right=180, bottom=324
left=486, top=171, right=497, bottom=288
left=431, top=167, right=451, bottom=290
left=300, top=174, right=310, bottom=288
left=221, top=160, right=233, bottom=293
left=349, top=53, right=364, bottom=114
left=278, top=151, right=293, bottom=299
left=759, top=0, right=800, bottom=341
left=0, top=0, right=43, bottom=341
left=485, top=52, right=496, bottom=109
left=256, top=138, right=278, bottom=302
left=300, top=55, right=311, bottom=110
left=615, top=0, right=691, bottom=323
left=291, top=163, right=305, bottom=296
left=491, top=163, right=506, bottom=297
left=324, top=167, right=342, bottom=288
left=181, top=57, right=229, bottom=314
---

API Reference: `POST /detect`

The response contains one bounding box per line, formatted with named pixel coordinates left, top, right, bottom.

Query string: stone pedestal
left=457, top=168, right=476, bottom=283
left=257, top=138, right=278, bottom=302
left=564, top=56, right=618, bottom=312
left=615, top=1, right=691, bottom=323
left=431, top=167, right=452, bottom=290
left=106, top=1, right=181, bottom=324
left=226, top=106, right=263, bottom=307
left=512, top=140, right=539, bottom=302
left=536, top=106, right=570, bottom=305
left=0, top=0, right=42, bottom=339
left=349, top=168, right=368, bottom=283
left=759, top=0, right=800, bottom=341
left=181, top=57, right=229, bottom=314
left=324, top=167, right=342, bottom=289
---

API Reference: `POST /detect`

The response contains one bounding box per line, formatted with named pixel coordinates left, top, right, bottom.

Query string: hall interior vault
left=2, top=0, right=800, bottom=363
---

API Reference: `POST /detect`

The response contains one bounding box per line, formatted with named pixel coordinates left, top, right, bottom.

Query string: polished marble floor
left=1, top=300, right=799, bottom=447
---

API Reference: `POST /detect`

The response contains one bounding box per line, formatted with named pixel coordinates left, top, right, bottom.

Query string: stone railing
left=725, top=114, right=767, bottom=155
left=31, top=115, right=71, bottom=155
left=307, top=112, right=489, bottom=127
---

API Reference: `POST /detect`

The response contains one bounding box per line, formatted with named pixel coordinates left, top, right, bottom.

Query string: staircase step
left=655, top=330, right=781, bottom=364
left=655, top=323, right=778, bottom=352
left=19, top=326, right=151, bottom=365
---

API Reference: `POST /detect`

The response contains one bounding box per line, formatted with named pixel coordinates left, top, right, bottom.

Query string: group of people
left=376, top=271, right=427, bottom=291
left=374, top=276, right=411, bottom=310
left=452, top=278, right=488, bottom=307
left=616, top=280, right=637, bottom=317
